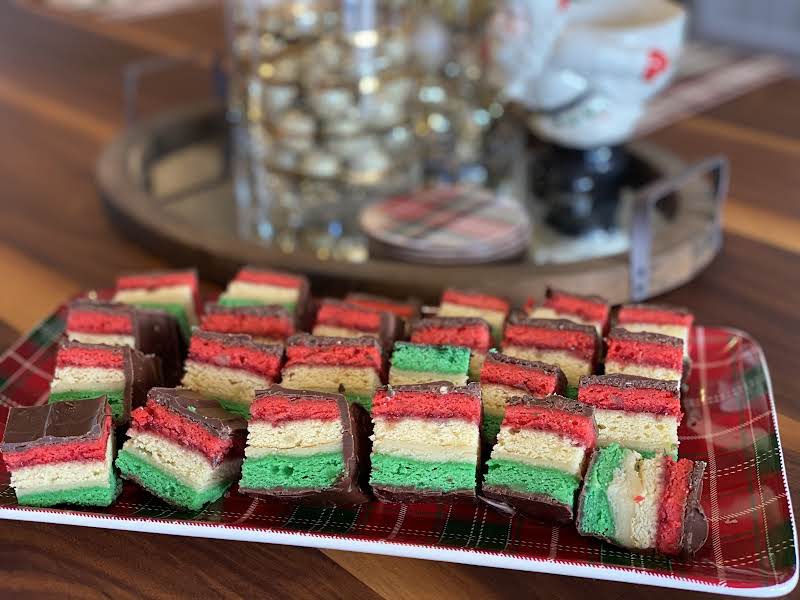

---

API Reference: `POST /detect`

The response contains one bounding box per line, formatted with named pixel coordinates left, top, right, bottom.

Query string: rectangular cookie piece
left=239, top=386, right=370, bottom=505
left=437, top=288, right=510, bottom=341
left=525, top=288, right=610, bottom=335
left=201, top=302, right=296, bottom=343
left=615, top=304, right=694, bottom=358
left=605, top=328, right=684, bottom=382
left=410, top=317, right=492, bottom=380
left=388, top=342, right=470, bottom=387
left=218, top=266, right=310, bottom=315
left=312, top=298, right=398, bottom=349
left=344, top=292, right=421, bottom=321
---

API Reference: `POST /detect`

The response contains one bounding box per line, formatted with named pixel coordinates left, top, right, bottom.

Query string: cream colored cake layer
left=617, top=323, right=689, bottom=357
left=468, top=352, right=485, bottom=379
left=224, top=281, right=299, bottom=305
left=123, top=430, right=241, bottom=491
left=281, top=365, right=380, bottom=396
left=246, top=419, right=343, bottom=458
left=595, top=408, right=679, bottom=454
left=67, top=332, right=136, bottom=348
left=492, top=427, right=586, bottom=476
left=481, top=383, right=525, bottom=417
left=50, top=366, right=125, bottom=393
left=604, top=360, right=681, bottom=382
left=606, top=450, right=665, bottom=549
left=182, top=361, right=272, bottom=405
left=502, top=346, right=589, bottom=386
left=113, top=285, right=197, bottom=325
left=371, top=417, right=479, bottom=463
left=11, top=435, right=113, bottom=495
left=388, top=369, right=468, bottom=387
left=312, top=325, right=378, bottom=339
left=438, top=302, right=505, bottom=334
left=527, top=307, right=602, bottom=335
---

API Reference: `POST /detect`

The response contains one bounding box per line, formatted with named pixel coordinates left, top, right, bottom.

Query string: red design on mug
left=644, top=49, right=668, bottom=81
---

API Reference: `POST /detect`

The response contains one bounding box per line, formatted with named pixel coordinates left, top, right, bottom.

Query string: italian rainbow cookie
left=369, top=382, right=482, bottom=502
left=578, top=374, right=682, bottom=457
left=344, top=292, right=421, bottom=322
left=238, top=386, right=370, bottom=504
left=409, top=317, right=492, bottom=380
left=49, top=341, right=162, bottom=425
left=526, top=288, right=610, bottom=335
left=615, top=303, right=694, bottom=358
left=116, top=388, right=245, bottom=511
left=482, top=394, right=596, bottom=523
left=201, top=302, right=296, bottom=343
left=312, top=299, right=398, bottom=348
left=181, top=331, right=284, bottom=417
left=218, top=266, right=310, bottom=315
left=479, top=351, right=567, bottom=442
left=605, top=328, right=684, bottom=382
left=577, top=445, right=708, bottom=556
left=388, top=342, right=470, bottom=386
left=1, top=397, right=120, bottom=507
left=437, top=288, right=510, bottom=340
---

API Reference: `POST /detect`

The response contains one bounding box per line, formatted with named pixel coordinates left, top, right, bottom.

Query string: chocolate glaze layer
left=579, top=373, right=680, bottom=394
left=2, top=397, right=109, bottom=452
left=546, top=287, right=609, bottom=306
left=681, top=460, right=709, bottom=557
left=190, top=330, right=284, bottom=355
left=379, top=380, right=482, bottom=399
left=204, top=301, right=293, bottom=320
left=484, top=351, right=568, bottom=394
left=372, top=486, right=476, bottom=504
left=481, top=486, right=574, bottom=523
left=506, top=393, right=595, bottom=419
left=287, top=333, right=383, bottom=351
left=411, top=316, right=491, bottom=332
left=148, top=388, right=246, bottom=439
left=607, top=327, right=683, bottom=347
left=617, top=303, right=692, bottom=316
left=508, top=314, right=598, bottom=335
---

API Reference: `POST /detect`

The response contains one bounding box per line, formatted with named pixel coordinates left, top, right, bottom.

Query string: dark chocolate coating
left=617, top=302, right=692, bottom=316
left=483, top=351, right=569, bottom=395
left=411, top=316, right=491, bottom=333
left=505, top=393, right=595, bottom=419
left=546, top=287, right=609, bottom=307
left=190, top=330, right=284, bottom=355
left=287, top=333, right=383, bottom=351
left=579, top=373, right=680, bottom=394
left=204, top=301, right=293, bottom=320
left=681, top=461, right=709, bottom=557
left=378, top=380, right=482, bottom=399
left=507, top=313, right=598, bottom=336
left=607, top=327, right=683, bottom=347
left=371, top=486, right=476, bottom=504
left=148, top=388, right=246, bottom=439
left=481, top=486, right=574, bottom=523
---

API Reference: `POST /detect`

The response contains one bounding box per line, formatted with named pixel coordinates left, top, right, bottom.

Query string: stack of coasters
left=218, top=266, right=310, bottom=315
left=201, top=302, right=296, bottom=343
left=501, top=315, right=599, bottom=393
left=615, top=303, right=694, bottom=358
left=437, top=288, right=510, bottom=340
left=578, top=374, right=682, bottom=457
left=66, top=299, right=184, bottom=386
left=1, top=397, right=120, bottom=507
left=280, top=334, right=383, bottom=409
left=116, top=388, right=245, bottom=511
left=409, top=317, right=492, bottom=380
left=311, top=299, right=398, bottom=349
left=238, top=386, right=370, bottom=505
left=525, top=288, right=610, bottom=335
left=49, top=341, right=162, bottom=426
left=369, top=382, right=482, bottom=502
left=113, top=270, right=200, bottom=340
left=482, top=395, right=596, bottom=523
left=605, top=328, right=684, bottom=382
left=577, top=445, right=708, bottom=556
left=479, top=351, right=567, bottom=441
left=388, top=342, right=470, bottom=386
left=181, top=331, right=284, bottom=417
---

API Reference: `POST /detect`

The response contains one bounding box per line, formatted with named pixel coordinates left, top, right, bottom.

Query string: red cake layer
left=441, top=289, right=509, bottom=313
left=606, top=337, right=683, bottom=370
left=2, top=417, right=112, bottom=469
left=656, top=457, right=694, bottom=555
left=372, top=389, right=481, bottom=424
left=544, top=291, right=609, bottom=323
left=345, top=294, right=417, bottom=319
left=579, top=384, right=681, bottom=417
left=503, top=404, right=596, bottom=447
left=56, top=345, right=124, bottom=370
left=235, top=268, right=304, bottom=289
left=188, top=335, right=282, bottom=378
left=503, top=323, right=596, bottom=360
left=410, top=322, right=491, bottom=352
left=117, top=271, right=198, bottom=291
left=480, top=360, right=560, bottom=397
left=286, top=339, right=382, bottom=371
left=316, top=301, right=383, bottom=333
left=251, top=397, right=341, bottom=425
left=66, top=309, right=133, bottom=335
left=201, top=311, right=294, bottom=339
left=618, top=305, right=693, bottom=327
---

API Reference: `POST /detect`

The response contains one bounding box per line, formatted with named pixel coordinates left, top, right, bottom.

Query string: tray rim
left=0, top=324, right=797, bottom=598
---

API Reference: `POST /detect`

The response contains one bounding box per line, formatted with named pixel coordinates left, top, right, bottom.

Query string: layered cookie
left=605, top=328, right=684, bottom=382
left=239, top=386, right=370, bottom=504
left=181, top=331, right=284, bottom=417
left=116, top=388, right=245, bottom=511
left=578, top=374, right=682, bottom=457
left=218, top=266, right=309, bottom=315
left=388, top=342, right=470, bottom=387
left=344, top=292, right=420, bottom=321
left=616, top=304, right=694, bottom=358
left=312, top=298, right=398, bottom=348
left=479, top=351, right=567, bottom=441
left=501, top=315, right=599, bottom=392
left=201, top=302, right=296, bottom=343
left=66, top=300, right=184, bottom=386
left=526, top=288, right=610, bottom=335
left=49, top=341, right=162, bottom=425
left=483, top=395, right=596, bottom=522
left=280, top=334, right=383, bottom=409
left=577, top=445, right=708, bottom=556
left=437, top=288, right=510, bottom=340
left=409, top=317, right=492, bottom=380
left=369, top=382, right=482, bottom=502
left=1, top=397, right=120, bottom=507
left=113, top=270, right=200, bottom=340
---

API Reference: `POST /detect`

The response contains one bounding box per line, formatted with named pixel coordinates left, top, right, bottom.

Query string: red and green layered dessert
left=482, top=394, right=596, bottom=522
left=201, top=302, right=295, bottom=343
left=437, top=288, right=510, bottom=340
left=605, top=328, right=684, bottom=382
left=312, top=299, right=398, bottom=348
left=344, top=292, right=420, bottom=321
left=577, top=445, right=708, bottom=556
left=65, top=300, right=185, bottom=386
left=280, top=334, right=383, bottom=409
left=479, top=351, right=567, bottom=441
left=578, top=374, right=682, bottom=457
left=238, top=386, right=370, bottom=504
left=388, top=342, right=470, bottom=387
left=49, top=341, right=162, bottom=425
left=370, top=382, right=482, bottom=502
left=113, top=270, right=200, bottom=340
left=116, top=388, right=245, bottom=511
left=526, top=288, right=610, bottom=335
left=409, top=317, right=492, bottom=380
left=1, top=397, right=120, bottom=506
left=615, top=303, right=694, bottom=358
left=501, top=315, right=599, bottom=392
left=218, top=267, right=310, bottom=315
left=181, top=331, right=284, bottom=417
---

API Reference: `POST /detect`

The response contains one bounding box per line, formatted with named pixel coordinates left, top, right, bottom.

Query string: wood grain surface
left=0, top=3, right=799, bottom=599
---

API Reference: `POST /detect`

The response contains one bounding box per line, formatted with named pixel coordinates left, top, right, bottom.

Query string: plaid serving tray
left=0, top=304, right=796, bottom=597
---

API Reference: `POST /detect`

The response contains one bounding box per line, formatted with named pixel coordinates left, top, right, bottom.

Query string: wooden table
left=1, top=3, right=799, bottom=599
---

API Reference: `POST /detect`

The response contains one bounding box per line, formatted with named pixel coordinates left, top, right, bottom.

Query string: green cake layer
left=130, top=302, right=191, bottom=340
left=484, top=459, right=579, bottom=507
left=345, top=392, right=373, bottom=411
left=116, top=450, right=231, bottom=511
left=16, top=470, right=120, bottom=507
left=565, top=385, right=579, bottom=400
left=390, top=343, right=470, bottom=374
left=578, top=444, right=626, bottom=538
left=218, top=296, right=296, bottom=311
left=49, top=390, right=126, bottom=421
left=240, top=453, right=344, bottom=490
left=370, top=454, right=475, bottom=493
left=482, top=413, right=504, bottom=443
left=217, top=398, right=251, bottom=419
